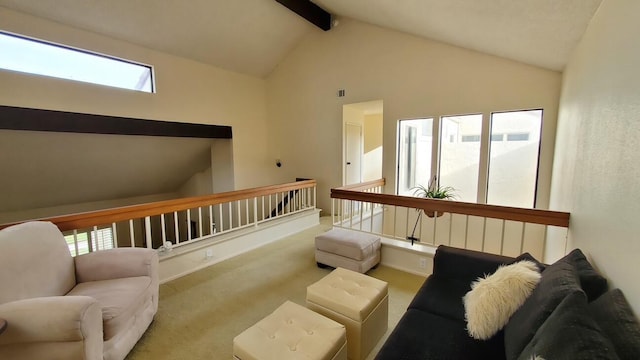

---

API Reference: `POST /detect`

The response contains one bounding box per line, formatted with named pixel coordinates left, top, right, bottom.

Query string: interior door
left=345, top=123, right=362, bottom=185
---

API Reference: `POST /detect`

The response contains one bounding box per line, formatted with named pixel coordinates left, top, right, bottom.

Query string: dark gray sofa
left=375, top=245, right=640, bottom=360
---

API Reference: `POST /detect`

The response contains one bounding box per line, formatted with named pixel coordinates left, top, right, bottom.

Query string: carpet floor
left=125, top=216, right=426, bottom=360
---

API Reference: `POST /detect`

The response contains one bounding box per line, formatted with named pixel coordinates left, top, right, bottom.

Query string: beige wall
left=549, top=0, right=640, bottom=314
left=0, top=7, right=273, bottom=193
left=363, top=113, right=383, bottom=181
left=267, top=18, right=562, bottom=213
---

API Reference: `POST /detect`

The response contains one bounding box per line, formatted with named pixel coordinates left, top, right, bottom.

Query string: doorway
left=342, top=100, right=383, bottom=186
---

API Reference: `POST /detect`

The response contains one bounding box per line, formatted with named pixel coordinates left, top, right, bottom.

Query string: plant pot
left=425, top=210, right=445, bottom=218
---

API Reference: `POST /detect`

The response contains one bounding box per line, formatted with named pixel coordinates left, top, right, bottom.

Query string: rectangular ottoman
left=307, top=267, right=389, bottom=360
left=233, top=300, right=347, bottom=360
left=315, top=228, right=381, bottom=273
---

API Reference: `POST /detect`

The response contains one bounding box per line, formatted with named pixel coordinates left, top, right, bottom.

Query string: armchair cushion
left=67, top=277, right=152, bottom=340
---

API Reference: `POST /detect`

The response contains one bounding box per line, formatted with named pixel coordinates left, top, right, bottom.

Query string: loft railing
left=331, top=178, right=570, bottom=259
left=0, top=180, right=317, bottom=256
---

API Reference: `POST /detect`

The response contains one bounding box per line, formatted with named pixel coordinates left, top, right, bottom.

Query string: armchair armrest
left=432, top=245, right=515, bottom=283
left=0, top=296, right=102, bottom=346
left=75, top=248, right=158, bottom=283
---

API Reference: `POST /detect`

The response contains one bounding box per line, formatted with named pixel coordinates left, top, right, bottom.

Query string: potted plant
left=411, top=176, right=457, bottom=217
left=407, top=176, right=457, bottom=245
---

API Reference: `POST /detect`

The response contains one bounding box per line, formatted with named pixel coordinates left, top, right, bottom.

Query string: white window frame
left=397, top=108, right=543, bottom=207
left=0, top=31, right=155, bottom=93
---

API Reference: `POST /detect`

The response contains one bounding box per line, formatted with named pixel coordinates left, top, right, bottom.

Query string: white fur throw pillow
left=463, top=260, right=541, bottom=340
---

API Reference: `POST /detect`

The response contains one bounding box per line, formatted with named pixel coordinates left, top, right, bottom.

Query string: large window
left=439, top=114, right=482, bottom=202
left=397, top=109, right=543, bottom=207
left=0, top=31, right=154, bottom=92
left=397, top=118, right=433, bottom=196
left=487, top=110, right=542, bottom=207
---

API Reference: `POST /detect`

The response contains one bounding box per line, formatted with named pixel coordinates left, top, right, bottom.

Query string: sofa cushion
left=374, top=309, right=506, bottom=360
left=517, top=291, right=619, bottom=360
left=408, top=276, right=470, bottom=321
left=564, top=249, right=608, bottom=301
left=588, top=289, right=640, bottom=360
left=67, top=276, right=152, bottom=340
left=504, top=255, right=583, bottom=360
left=464, top=260, right=541, bottom=340
left=432, top=245, right=514, bottom=284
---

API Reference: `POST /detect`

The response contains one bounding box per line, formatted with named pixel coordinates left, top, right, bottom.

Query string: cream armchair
left=0, top=221, right=159, bottom=360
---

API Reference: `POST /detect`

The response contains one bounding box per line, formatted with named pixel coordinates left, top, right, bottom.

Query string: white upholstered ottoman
left=233, top=300, right=347, bottom=360
left=306, top=268, right=389, bottom=360
left=315, top=228, right=381, bottom=273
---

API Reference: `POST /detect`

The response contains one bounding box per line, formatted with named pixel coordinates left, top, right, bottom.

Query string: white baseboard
left=158, top=209, right=320, bottom=283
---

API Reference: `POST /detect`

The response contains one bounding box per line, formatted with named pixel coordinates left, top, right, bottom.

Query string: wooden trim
left=335, top=178, right=385, bottom=192
left=0, top=180, right=316, bottom=232
left=331, top=187, right=570, bottom=228
left=0, top=105, right=232, bottom=139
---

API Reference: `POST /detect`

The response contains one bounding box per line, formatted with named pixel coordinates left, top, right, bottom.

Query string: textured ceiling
left=0, top=0, right=602, bottom=76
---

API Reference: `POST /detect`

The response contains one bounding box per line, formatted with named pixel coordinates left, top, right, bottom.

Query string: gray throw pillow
left=589, top=289, right=640, bottom=360
left=504, top=256, right=582, bottom=360
left=517, top=291, right=620, bottom=360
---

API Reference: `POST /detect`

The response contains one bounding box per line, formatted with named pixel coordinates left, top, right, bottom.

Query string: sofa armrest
left=0, top=296, right=102, bottom=345
left=432, top=245, right=515, bottom=283
left=75, top=248, right=158, bottom=283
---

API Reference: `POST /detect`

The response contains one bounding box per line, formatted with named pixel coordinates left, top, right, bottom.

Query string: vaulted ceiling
left=0, top=0, right=603, bottom=219
left=0, top=0, right=602, bottom=77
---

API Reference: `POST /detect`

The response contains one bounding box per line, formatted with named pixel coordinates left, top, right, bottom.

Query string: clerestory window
left=0, top=31, right=154, bottom=93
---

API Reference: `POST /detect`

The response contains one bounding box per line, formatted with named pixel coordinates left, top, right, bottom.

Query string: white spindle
left=129, top=219, right=135, bottom=247
left=236, top=201, right=241, bottom=226
left=464, top=215, right=470, bottom=249
left=198, top=207, right=203, bottom=238
left=187, top=210, right=192, bottom=240
left=359, top=201, right=364, bottom=231
left=228, top=202, right=233, bottom=229
left=393, top=206, right=397, bottom=239
left=219, top=204, right=224, bottom=232
left=499, top=220, right=507, bottom=255
left=481, top=218, right=487, bottom=252
left=73, top=229, right=79, bottom=256
left=405, top=207, right=410, bottom=241
left=245, top=199, right=249, bottom=225
left=447, top=213, right=453, bottom=246
left=209, top=205, right=214, bottom=234
left=112, top=223, right=118, bottom=248
left=174, top=212, right=179, bottom=244
left=93, top=226, right=99, bottom=251
left=520, top=223, right=526, bottom=255
left=145, top=216, right=152, bottom=249
left=253, top=197, right=258, bottom=226
left=161, top=214, right=167, bottom=244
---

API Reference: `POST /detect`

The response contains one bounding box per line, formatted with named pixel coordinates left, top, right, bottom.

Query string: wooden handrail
left=335, top=178, right=385, bottom=192
left=331, top=183, right=570, bottom=228
left=1, top=180, right=316, bottom=232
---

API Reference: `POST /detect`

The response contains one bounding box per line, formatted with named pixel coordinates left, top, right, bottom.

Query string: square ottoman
left=307, top=267, right=389, bottom=360
left=233, top=300, right=347, bottom=360
left=315, top=228, right=381, bottom=273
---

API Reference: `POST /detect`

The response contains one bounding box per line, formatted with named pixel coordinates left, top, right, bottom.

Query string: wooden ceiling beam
left=275, top=0, right=332, bottom=31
